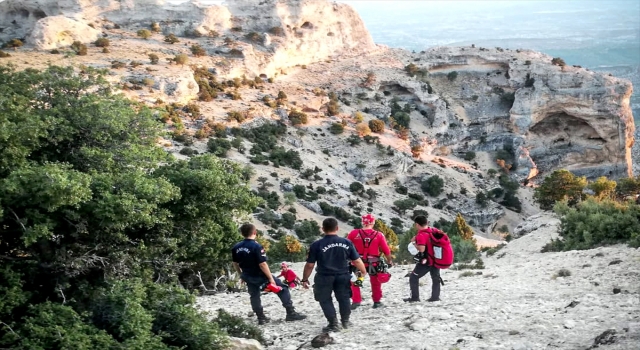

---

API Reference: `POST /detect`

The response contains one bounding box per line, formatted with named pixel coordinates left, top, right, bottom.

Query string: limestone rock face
left=28, top=15, right=101, bottom=50
left=0, top=0, right=375, bottom=77
left=418, top=47, right=634, bottom=181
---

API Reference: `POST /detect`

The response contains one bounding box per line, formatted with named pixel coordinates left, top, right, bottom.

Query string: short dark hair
left=322, top=218, right=339, bottom=232
left=414, top=215, right=429, bottom=227
left=240, top=223, right=256, bottom=238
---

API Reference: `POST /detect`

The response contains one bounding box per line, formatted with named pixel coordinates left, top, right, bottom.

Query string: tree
left=421, top=175, right=444, bottom=197
left=71, top=41, right=87, bottom=56
left=0, top=66, right=261, bottom=348
left=393, top=198, right=417, bottom=215
left=369, top=119, right=385, bottom=133
left=191, top=44, right=206, bottom=57
left=207, top=138, right=232, bottom=157
left=164, top=34, right=180, bottom=44
left=174, top=53, right=188, bottom=66
left=534, top=169, right=587, bottom=210
left=295, top=220, right=321, bottom=242
left=373, top=220, right=399, bottom=254
left=450, top=213, right=474, bottom=241
left=349, top=181, right=365, bottom=194
left=588, top=176, right=616, bottom=199
left=476, top=191, right=488, bottom=207
left=94, top=37, right=110, bottom=47
left=447, top=71, right=458, bottom=81
left=464, top=151, right=476, bottom=161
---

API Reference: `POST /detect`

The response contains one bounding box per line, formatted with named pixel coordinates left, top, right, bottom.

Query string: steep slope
left=197, top=213, right=640, bottom=350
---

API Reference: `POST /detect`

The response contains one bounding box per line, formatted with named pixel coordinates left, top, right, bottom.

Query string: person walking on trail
left=302, top=218, right=367, bottom=332
left=347, top=214, right=394, bottom=309
left=277, top=262, right=301, bottom=288
left=404, top=215, right=447, bottom=303
left=231, top=223, right=307, bottom=325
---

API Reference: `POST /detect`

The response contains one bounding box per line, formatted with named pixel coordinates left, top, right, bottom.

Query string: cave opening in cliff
left=530, top=112, right=605, bottom=146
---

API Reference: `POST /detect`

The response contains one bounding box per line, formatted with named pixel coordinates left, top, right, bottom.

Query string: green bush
left=542, top=198, right=640, bottom=252
left=164, top=34, right=180, bottom=44
left=447, top=71, right=458, bottom=81
left=421, top=175, right=444, bottom=197
left=329, top=122, right=344, bottom=134
left=534, top=169, right=587, bottom=210
left=0, top=66, right=261, bottom=349
left=295, top=220, right=322, bottom=242
left=191, top=44, right=206, bottom=57
left=207, top=138, right=232, bottom=157
left=551, top=57, right=566, bottom=66
left=464, top=151, right=476, bottom=161
left=268, top=235, right=307, bottom=262
left=393, top=198, right=417, bottom=215
left=216, top=309, right=265, bottom=344
left=137, top=29, right=152, bottom=39
left=349, top=181, right=365, bottom=194
left=404, top=63, right=419, bottom=77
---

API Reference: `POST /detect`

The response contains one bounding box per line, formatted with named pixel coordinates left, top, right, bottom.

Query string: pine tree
left=451, top=213, right=474, bottom=241
left=373, top=219, right=399, bottom=254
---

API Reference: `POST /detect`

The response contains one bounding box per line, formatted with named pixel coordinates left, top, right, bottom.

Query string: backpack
left=426, top=228, right=454, bottom=269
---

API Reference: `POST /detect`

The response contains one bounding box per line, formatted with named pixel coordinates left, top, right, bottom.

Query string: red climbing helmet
left=377, top=272, right=391, bottom=284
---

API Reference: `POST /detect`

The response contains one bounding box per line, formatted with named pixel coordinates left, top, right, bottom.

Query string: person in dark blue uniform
left=301, top=218, right=367, bottom=332
left=232, top=223, right=307, bottom=325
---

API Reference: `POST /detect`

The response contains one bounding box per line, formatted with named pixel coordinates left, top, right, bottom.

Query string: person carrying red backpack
left=404, top=215, right=454, bottom=303
left=347, top=214, right=394, bottom=309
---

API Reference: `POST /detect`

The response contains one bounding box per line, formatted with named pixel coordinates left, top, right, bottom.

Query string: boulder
left=228, top=337, right=264, bottom=350
left=28, top=16, right=100, bottom=50
left=311, top=333, right=334, bottom=348
left=299, top=200, right=322, bottom=214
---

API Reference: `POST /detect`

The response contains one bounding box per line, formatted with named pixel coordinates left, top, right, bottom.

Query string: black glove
left=413, top=252, right=424, bottom=262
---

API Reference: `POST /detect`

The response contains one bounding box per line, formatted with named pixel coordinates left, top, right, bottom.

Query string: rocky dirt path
left=197, top=215, right=640, bottom=350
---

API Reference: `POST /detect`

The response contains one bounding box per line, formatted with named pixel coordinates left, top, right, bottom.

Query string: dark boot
left=341, top=319, right=352, bottom=329
left=256, top=310, right=270, bottom=325
left=403, top=297, right=420, bottom=303
left=350, top=302, right=361, bottom=310
left=322, top=317, right=341, bottom=332
left=372, top=302, right=384, bottom=309
left=285, top=306, right=307, bottom=322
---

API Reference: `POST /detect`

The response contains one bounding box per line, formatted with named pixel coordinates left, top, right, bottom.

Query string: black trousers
left=409, top=263, right=441, bottom=300
left=242, top=273, right=292, bottom=313
left=313, top=273, right=351, bottom=322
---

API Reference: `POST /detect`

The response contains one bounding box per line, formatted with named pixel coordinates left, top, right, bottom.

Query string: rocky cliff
left=389, top=47, right=635, bottom=181
left=0, top=0, right=376, bottom=76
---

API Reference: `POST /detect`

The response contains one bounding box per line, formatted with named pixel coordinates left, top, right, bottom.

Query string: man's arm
left=258, top=262, right=276, bottom=284
left=351, top=258, right=367, bottom=276
left=232, top=262, right=242, bottom=275
left=378, top=235, right=393, bottom=265
left=302, top=262, right=315, bottom=282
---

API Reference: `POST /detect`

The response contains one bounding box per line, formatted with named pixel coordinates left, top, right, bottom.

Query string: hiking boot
left=285, top=306, right=307, bottom=322
left=341, top=319, right=352, bottom=329
left=403, top=298, right=420, bottom=303
left=372, top=302, right=384, bottom=309
left=256, top=311, right=270, bottom=325
left=427, top=298, right=440, bottom=302
left=322, top=318, right=341, bottom=333
left=350, top=302, right=361, bottom=310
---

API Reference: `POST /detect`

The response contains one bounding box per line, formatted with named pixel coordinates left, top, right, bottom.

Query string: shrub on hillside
left=173, top=53, right=188, bottom=66
left=534, top=169, right=587, bottom=210
left=0, top=50, right=10, bottom=58
left=3, top=38, right=23, bottom=49
left=216, top=310, right=265, bottom=345
left=329, top=122, right=344, bottom=134
left=349, top=181, right=365, bottom=194
left=207, top=138, right=232, bottom=157
left=421, top=175, right=444, bottom=197
left=148, top=53, right=159, bottom=64
left=551, top=57, right=566, bottom=66
left=138, top=29, right=152, bottom=39
left=191, top=44, right=206, bottom=57
left=164, top=34, right=180, bottom=44
left=295, top=220, right=322, bottom=243
left=71, top=41, right=87, bottom=55
left=447, top=71, right=458, bottom=81
left=404, top=63, right=419, bottom=77
left=269, top=235, right=307, bottom=262
left=369, top=119, right=385, bottom=133
left=464, top=151, right=476, bottom=161
left=288, top=109, right=308, bottom=125
left=542, top=198, right=640, bottom=252
left=94, top=37, right=110, bottom=47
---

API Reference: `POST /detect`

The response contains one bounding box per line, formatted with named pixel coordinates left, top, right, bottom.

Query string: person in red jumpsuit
left=347, top=214, right=393, bottom=309
left=277, top=262, right=301, bottom=288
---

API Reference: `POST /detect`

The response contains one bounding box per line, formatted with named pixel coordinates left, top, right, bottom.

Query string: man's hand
left=302, top=280, right=310, bottom=289
left=353, top=276, right=365, bottom=288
